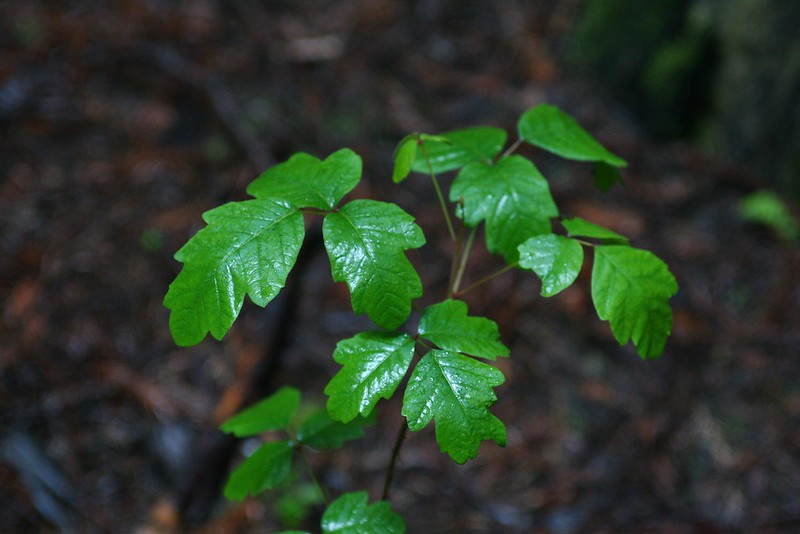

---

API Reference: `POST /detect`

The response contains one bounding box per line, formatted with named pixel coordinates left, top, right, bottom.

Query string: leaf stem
left=419, top=143, right=456, bottom=241
left=447, top=221, right=465, bottom=298
left=498, top=137, right=523, bottom=160
left=381, top=422, right=408, bottom=501
left=297, top=445, right=331, bottom=505
left=455, top=263, right=517, bottom=297
left=451, top=226, right=477, bottom=295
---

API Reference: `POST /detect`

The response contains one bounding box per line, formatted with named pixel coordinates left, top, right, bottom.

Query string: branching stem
left=455, top=263, right=517, bottom=297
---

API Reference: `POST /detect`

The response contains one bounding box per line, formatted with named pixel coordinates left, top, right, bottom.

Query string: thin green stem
left=419, top=143, right=456, bottom=241
left=455, top=263, right=517, bottom=297
left=297, top=445, right=330, bottom=505
left=381, top=422, right=408, bottom=501
left=447, top=222, right=465, bottom=298
left=451, top=226, right=477, bottom=295
left=498, top=137, right=523, bottom=160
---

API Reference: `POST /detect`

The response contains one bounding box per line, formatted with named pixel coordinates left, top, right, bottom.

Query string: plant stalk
left=447, top=222, right=465, bottom=298
left=419, top=143, right=456, bottom=241
left=451, top=226, right=477, bottom=295
left=381, top=422, right=408, bottom=501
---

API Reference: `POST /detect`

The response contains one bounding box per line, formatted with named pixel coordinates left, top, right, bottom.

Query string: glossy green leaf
left=323, top=200, right=425, bottom=329
left=593, top=161, right=624, bottom=192
left=418, top=299, right=509, bottom=360
left=591, top=245, right=678, bottom=358
left=220, top=387, right=301, bottom=437
left=450, top=156, right=558, bottom=262
left=321, top=492, right=405, bottom=534
left=247, top=149, right=362, bottom=210
left=297, top=409, right=371, bottom=449
left=518, top=235, right=584, bottom=297
left=224, top=440, right=293, bottom=501
left=412, top=126, right=507, bottom=174
left=326, top=332, right=415, bottom=422
left=561, top=217, right=629, bottom=244
left=518, top=104, right=627, bottom=167
left=402, top=350, right=506, bottom=463
left=392, top=135, right=418, bottom=184
left=164, top=199, right=304, bottom=346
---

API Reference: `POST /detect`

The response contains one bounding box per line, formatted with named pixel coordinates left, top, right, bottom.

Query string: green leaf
left=518, top=104, right=627, bottom=167
left=418, top=299, right=509, bottom=360
left=402, top=350, right=506, bottom=463
left=321, top=492, right=405, bottom=534
left=561, top=217, right=629, bottom=244
left=591, top=245, right=678, bottom=358
left=297, top=408, right=371, bottom=449
left=450, top=156, right=558, bottom=262
left=518, top=235, right=584, bottom=297
left=220, top=387, right=301, bottom=437
left=593, top=161, right=625, bottom=192
left=392, top=135, right=418, bottom=184
left=224, top=440, right=293, bottom=501
left=412, top=126, right=507, bottom=174
left=325, top=332, right=415, bottom=422
left=164, top=199, right=304, bottom=346
left=323, top=200, right=425, bottom=329
left=247, top=149, right=362, bottom=210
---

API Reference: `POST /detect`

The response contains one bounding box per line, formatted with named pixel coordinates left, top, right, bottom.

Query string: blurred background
left=1, top=0, right=799, bottom=532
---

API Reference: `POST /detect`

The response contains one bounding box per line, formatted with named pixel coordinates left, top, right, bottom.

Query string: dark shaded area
left=572, top=0, right=800, bottom=199
left=1, top=1, right=798, bottom=533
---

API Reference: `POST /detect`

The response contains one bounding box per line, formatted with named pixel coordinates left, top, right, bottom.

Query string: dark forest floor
left=1, top=1, right=799, bottom=533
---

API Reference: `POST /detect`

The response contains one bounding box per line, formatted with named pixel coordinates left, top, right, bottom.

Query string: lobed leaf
left=323, top=200, right=425, bottom=330
left=247, top=149, right=362, bottom=210
left=321, top=491, right=405, bottom=534
left=518, top=104, right=627, bottom=167
left=591, top=245, right=678, bottom=358
left=402, top=350, right=506, bottom=464
left=224, top=440, right=293, bottom=501
left=220, top=386, right=301, bottom=437
left=326, top=332, right=416, bottom=422
left=450, top=156, right=558, bottom=262
left=392, top=135, right=418, bottom=184
left=164, top=199, right=304, bottom=346
left=561, top=217, right=629, bottom=244
left=411, top=126, right=507, bottom=174
left=518, top=235, right=584, bottom=297
left=418, top=299, right=509, bottom=360
left=297, top=408, right=372, bottom=450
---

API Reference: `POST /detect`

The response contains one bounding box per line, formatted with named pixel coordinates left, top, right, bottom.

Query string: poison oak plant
left=164, top=104, right=678, bottom=532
